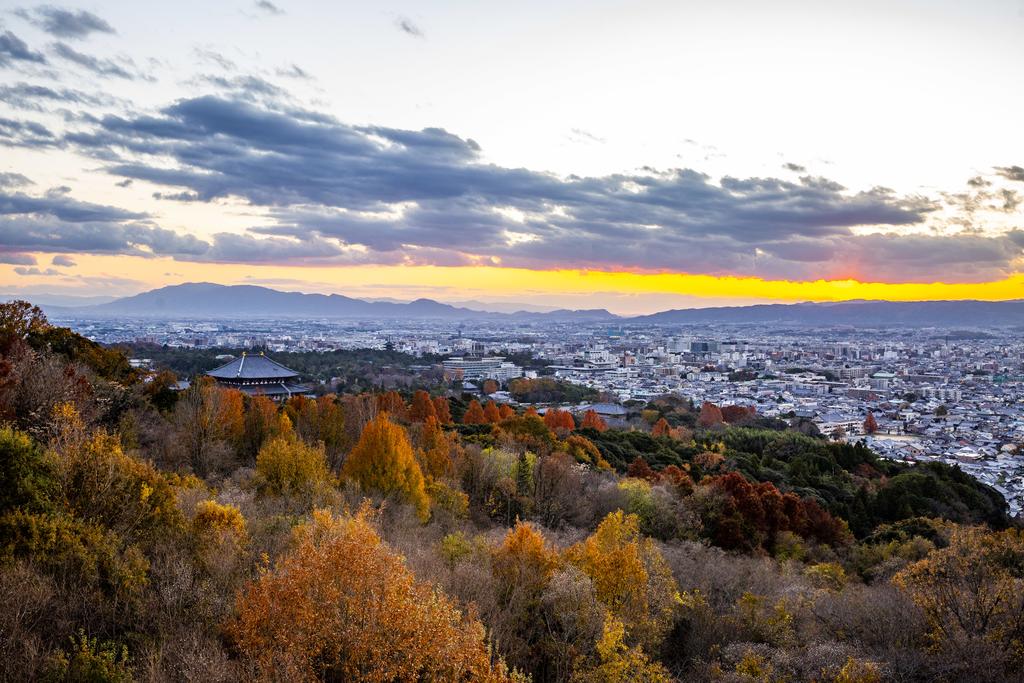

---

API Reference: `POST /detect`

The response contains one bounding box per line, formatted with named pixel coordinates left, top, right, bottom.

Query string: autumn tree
left=544, top=408, right=575, bottom=433
left=570, top=615, right=671, bottom=683
left=376, top=390, right=407, bottom=420
left=342, top=413, right=430, bottom=521
left=484, top=400, right=502, bottom=424
left=482, top=379, right=499, bottom=395
left=864, top=411, right=879, bottom=435
left=498, top=403, right=515, bottom=421
left=432, top=396, right=452, bottom=424
left=229, top=507, right=515, bottom=682
left=580, top=409, right=608, bottom=432
left=650, top=418, right=671, bottom=438
left=565, top=510, right=679, bottom=652
left=417, top=415, right=455, bottom=480
left=0, top=300, right=48, bottom=355
left=463, top=399, right=487, bottom=425
left=721, top=404, right=756, bottom=424
left=895, top=526, right=1024, bottom=670
left=409, top=389, right=437, bottom=422
left=255, top=433, right=334, bottom=500
left=698, top=401, right=724, bottom=428
left=172, top=378, right=242, bottom=475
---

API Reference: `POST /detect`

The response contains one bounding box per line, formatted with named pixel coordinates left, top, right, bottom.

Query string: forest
left=2, top=300, right=1022, bottom=682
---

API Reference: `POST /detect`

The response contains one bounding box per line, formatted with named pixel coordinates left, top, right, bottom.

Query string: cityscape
left=57, top=309, right=1024, bottom=515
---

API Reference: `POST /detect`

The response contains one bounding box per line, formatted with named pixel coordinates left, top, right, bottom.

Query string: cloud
left=783, top=162, right=806, bottom=173
left=254, top=1, right=284, bottom=15
left=0, top=81, right=113, bottom=111
left=14, top=266, right=60, bottom=276
left=0, top=172, right=33, bottom=188
left=1, top=89, right=1016, bottom=282
left=0, top=116, right=58, bottom=147
left=51, top=254, right=76, bottom=266
left=996, top=165, right=1024, bottom=183
left=0, top=252, right=37, bottom=265
left=51, top=42, right=139, bottom=79
left=276, top=63, right=310, bottom=79
left=396, top=17, right=423, bottom=37
left=0, top=30, right=47, bottom=66
left=18, top=6, right=115, bottom=39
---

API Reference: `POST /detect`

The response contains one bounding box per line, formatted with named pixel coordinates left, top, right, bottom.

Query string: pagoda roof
left=206, top=352, right=299, bottom=380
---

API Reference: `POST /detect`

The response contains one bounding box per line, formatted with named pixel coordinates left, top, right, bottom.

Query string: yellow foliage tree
left=894, top=525, right=1024, bottom=661
left=255, top=433, right=334, bottom=499
left=228, top=507, right=516, bottom=682
left=570, top=615, right=671, bottom=683
left=565, top=510, right=679, bottom=652
left=342, top=413, right=430, bottom=522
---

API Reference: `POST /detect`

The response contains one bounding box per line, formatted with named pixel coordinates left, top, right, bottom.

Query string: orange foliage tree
left=544, top=408, right=575, bottom=432
left=342, top=413, right=430, bottom=521
left=376, top=390, right=407, bottom=420
left=863, top=411, right=879, bottom=435
left=650, top=418, right=671, bottom=438
left=228, top=507, right=515, bottom=682
left=409, top=390, right=437, bottom=423
left=498, top=404, right=515, bottom=421
left=482, top=379, right=499, bottom=395
left=432, top=396, right=452, bottom=424
left=580, top=409, right=608, bottom=432
left=463, top=400, right=487, bottom=425
left=484, top=401, right=502, bottom=424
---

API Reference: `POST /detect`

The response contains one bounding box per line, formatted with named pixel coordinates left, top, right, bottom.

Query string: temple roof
left=206, top=352, right=299, bottom=380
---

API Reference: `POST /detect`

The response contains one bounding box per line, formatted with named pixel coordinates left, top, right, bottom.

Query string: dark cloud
left=0, top=252, right=37, bottom=265
left=51, top=254, right=75, bottom=266
left=1, top=91, right=1016, bottom=281
left=0, top=172, right=33, bottom=188
left=14, top=266, right=60, bottom=276
left=0, top=30, right=47, bottom=66
left=0, top=116, right=58, bottom=147
left=51, top=42, right=139, bottom=79
left=0, top=82, right=113, bottom=111
left=396, top=17, right=423, bottom=37
left=193, top=48, right=236, bottom=71
left=996, top=166, right=1024, bottom=183
left=19, top=6, right=115, bottom=39
left=783, top=162, right=806, bottom=173
left=254, top=1, right=284, bottom=15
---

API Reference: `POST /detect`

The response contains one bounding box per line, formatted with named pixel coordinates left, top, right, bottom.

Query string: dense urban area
left=64, top=313, right=1024, bottom=516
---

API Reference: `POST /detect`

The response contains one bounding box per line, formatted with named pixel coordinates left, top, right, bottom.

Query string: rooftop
left=206, top=352, right=299, bottom=381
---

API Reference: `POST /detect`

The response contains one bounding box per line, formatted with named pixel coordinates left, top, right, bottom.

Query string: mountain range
left=11, top=283, right=1024, bottom=327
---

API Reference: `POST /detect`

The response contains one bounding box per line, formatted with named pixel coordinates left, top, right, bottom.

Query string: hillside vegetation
left=0, top=301, right=1018, bottom=682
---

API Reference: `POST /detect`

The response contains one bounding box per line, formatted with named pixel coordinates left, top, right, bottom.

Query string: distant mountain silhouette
left=631, top=299, right=1024, bottom=327
left=60, top=283, right=619, bottom=321
left=18, top=284, right=1024, bottom=326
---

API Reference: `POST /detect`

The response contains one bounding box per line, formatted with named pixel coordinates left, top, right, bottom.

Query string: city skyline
left=1, top=0, right=1023, bottom=313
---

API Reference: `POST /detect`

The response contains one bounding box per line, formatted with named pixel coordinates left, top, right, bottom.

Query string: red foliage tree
left=651, top=418, right=671, bottom=437
left=432, top=396, right=452, bottom=424
left=863, top=411, right=879, bottom=435
left=483, top=400, right=502, bottom=424
left=698, top=401, right=724, bottom=428
left=721, top=404, right=756, bottom=424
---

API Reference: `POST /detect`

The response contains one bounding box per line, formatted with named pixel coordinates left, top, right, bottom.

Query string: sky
left=0, top=0, right=1022, bottom=314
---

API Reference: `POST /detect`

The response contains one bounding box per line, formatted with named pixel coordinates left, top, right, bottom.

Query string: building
left=206, top=351, right=310, bottom=399
left=442, top=356, right=524, bottom=382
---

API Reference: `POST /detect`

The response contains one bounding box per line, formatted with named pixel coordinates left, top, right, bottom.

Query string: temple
left=205, top=351, right=311, bottom=399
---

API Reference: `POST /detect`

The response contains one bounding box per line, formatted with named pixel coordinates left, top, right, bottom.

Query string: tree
left=482, top=379, right=499, bottom=395
left=433, top=396, right=452, bottom=424
left=650, top=418, right=671, bottom=438
left=863, top=412, right=879, bottom=435
left=0, top=300, right=48, bottom=355
left=463, top=400, right=487, bottom=425
left=484, top=401, right=502, bottom=424
left=255, top=434, right=334, bottom=499
left=544, top=408, right=575, bottom=432
left=894, top=526, right=1024, bottom=668
left=498, top=404, right=515, bottom=421
left=698, top=402, right=724, bottom=428
left=229, top=508, right=515, bottom=682
left=570, top=615, right=671, bottom=683
left=0, top=424, right=52, bottom=514
left=342, top=413, right=430, bottom=521
left=409, top=390, right=437, bottom=422
left=376, top=390, right=407, bottom=420
left=565, top=510, right=679, bottom=652
left=580, top=410, right=608, bottom=432
left=417, top=415, right=454, bottom=480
